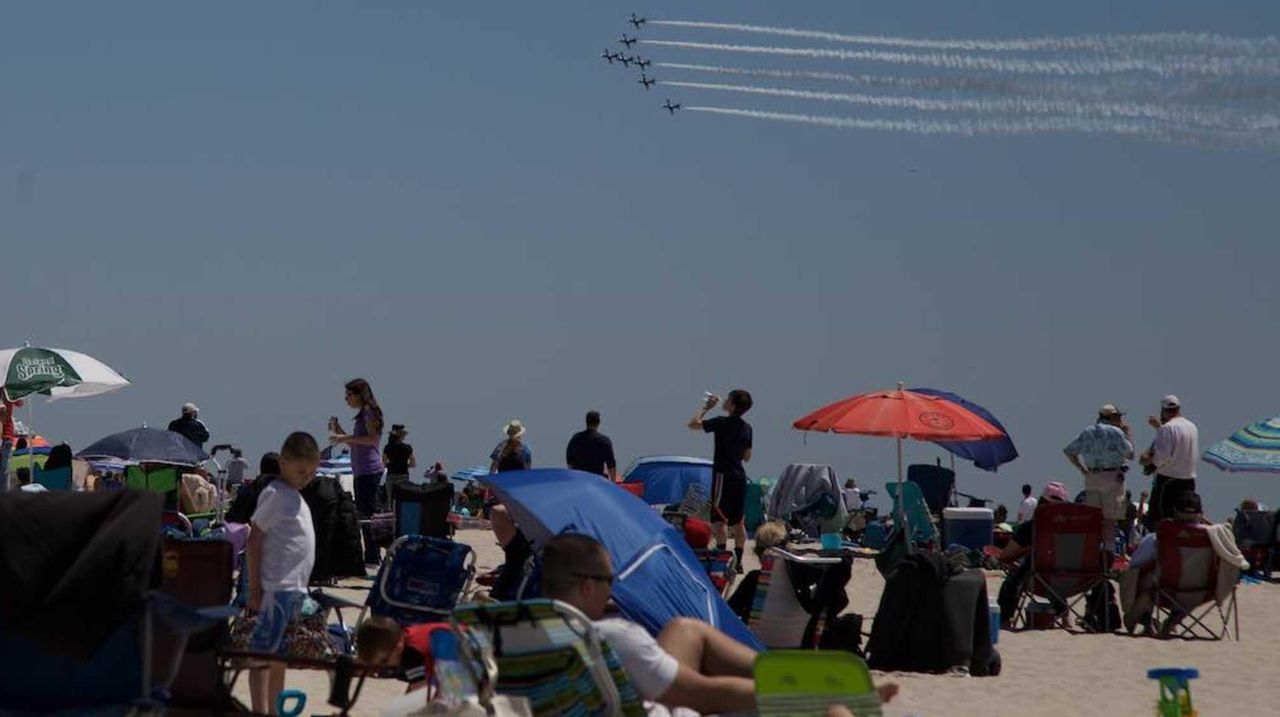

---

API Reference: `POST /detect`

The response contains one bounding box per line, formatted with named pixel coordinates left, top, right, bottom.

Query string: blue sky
left=3, top=1, right=1278, bottom=517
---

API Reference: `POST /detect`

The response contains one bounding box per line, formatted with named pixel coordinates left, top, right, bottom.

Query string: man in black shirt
left=688, top=389, right=754, bottom=568
left=566, top=410, right=618, bottom=480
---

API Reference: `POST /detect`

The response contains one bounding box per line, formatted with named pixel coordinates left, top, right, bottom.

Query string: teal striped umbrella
left=1203, top=416, right=1280, bottom=473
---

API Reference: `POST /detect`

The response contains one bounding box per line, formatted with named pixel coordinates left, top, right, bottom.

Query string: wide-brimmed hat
left=1042, top=481, right=1069, bottom=503
left=503, top=420, right=526, bottom=440
left=1098, top=404, right=1125, bottom=418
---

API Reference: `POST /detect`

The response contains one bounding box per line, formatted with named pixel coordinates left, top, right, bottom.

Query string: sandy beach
left=232, top=528, right=1274, bottom=717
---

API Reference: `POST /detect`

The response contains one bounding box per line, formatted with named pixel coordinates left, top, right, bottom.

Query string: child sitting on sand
left=355, top=616, right=444, bottom=691
left=244, top=432, right=321, bottom=714
left=727, top=520, right=790, bottom=622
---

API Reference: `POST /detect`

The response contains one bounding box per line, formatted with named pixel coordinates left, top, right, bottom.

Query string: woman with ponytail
left=330, top=378, right=386, bottom=564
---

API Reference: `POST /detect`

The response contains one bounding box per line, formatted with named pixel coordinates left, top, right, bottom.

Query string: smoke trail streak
left=661, top=80, right=1279, bottom=130
left=656, top=62, right=1280, bottom=104
left=641, top=39, right=1280, bottom=78
left=650, top=20, right=1280, bottom=56
left=683, top=106, right=1280, bottom=151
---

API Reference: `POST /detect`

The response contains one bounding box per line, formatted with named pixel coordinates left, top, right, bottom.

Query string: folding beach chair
left=1233, top=509, right=1277, bottom=578
left=33, top=464, right=72, bottom=490
left=393, top=480, right=454, bottom=539
left=364, top=535, right=477, bottom=626
left=749, top=548, right=849, bottom=649
left=452, top=599, right=646, bottom=717
left=692, top=548, right=738, bottom=597
left=755, top=650, right=882, bottom=717
left=159, top=534, right=243, bottom=710
left=884, top=481, right=939, bottom=549
left=162, top=510, right=194, bottom=537
left=1152, top=521, right=1239, bottom=640
left=907, top=463, right=956, bottom=517
left=1011, top=503, right=1109, bottom=632
left=127, top=464, right=180, bottom=493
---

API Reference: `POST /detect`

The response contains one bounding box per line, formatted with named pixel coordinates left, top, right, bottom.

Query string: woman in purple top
left=330, top=377, right=385, bottom=564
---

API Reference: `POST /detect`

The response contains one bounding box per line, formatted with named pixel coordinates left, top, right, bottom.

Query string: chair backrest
left=162, top=510, right=194, bottom=537
left=1156, top=521, right=1217, bottom=606
left=749, top=548, right=843, bottom=649
left=884, top=481, right=936, bottom=546
left=452, top=600, right=645, bottom=717
left=393, top=481, right=454, bottom=539
left=33, top=465, right=72, bottom=491
left=1233, top=509, right=1276, bottom=547
left=367, top=535, right=476, bottom=624
left=906, top=463, right=956, bottom=515
left=1030, top=502, right=1104, bottom=575
left=692, top=548, right=735, bottom=596
left=127, top=465, right=179, bottom=494
left=755, top=650, right=881, bottom=717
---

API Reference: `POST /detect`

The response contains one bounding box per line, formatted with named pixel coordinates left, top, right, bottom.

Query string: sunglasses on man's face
left=574, top=572, right=614, bottom=586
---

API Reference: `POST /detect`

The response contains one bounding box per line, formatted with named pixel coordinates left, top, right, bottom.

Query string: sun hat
left=503, top=419, right=526, bottom=440
left=1042, top=481, right=1069, bottom=503
left=1098, top=404, right=1124, bottom=417
left=1160, top=395, right=1181, bottom=410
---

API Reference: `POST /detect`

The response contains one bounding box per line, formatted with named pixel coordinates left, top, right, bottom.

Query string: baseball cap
left=182, top=402, right=199, bottom=414
left=1160, top=395, right=1181, bottom=410
left=1042, top=481, right=1069, bottom=503
left=1098, top=404, right=1124, bottom=417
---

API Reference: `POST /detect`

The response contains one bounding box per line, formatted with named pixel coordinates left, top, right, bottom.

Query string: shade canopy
left=1203, top=416, right=1280, bottom=473
left=793, top=384, right=1006, bottom=441
left=909, top=387, right=1018, bottom=472
left=0, top=346, right=129, bottom=401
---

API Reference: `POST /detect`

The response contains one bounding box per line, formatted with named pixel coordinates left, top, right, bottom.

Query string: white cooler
left=943, top=507, right=994, bottom=551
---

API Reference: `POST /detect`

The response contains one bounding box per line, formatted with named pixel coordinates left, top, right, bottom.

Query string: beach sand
left=235, top=529, right=1274, bottom=716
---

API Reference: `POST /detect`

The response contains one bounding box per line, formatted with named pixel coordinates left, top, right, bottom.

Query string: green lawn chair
left=755, top=650, right=882, bottom=717
left=125, top=465, right=179, bottom=493
left=884, top=481, right=938, bottom=548
left=452, top=600, right=646, bottom=717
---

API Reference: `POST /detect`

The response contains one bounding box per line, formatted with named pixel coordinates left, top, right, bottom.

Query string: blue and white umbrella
left=1204, top=416, right=1280, bottom=474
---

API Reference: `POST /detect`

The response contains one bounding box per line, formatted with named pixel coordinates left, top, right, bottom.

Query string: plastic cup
left=821, top=532, right=842, bottom=550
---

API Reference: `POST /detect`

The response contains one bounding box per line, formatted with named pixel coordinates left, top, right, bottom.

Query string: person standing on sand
left=566, top=410, right=618, bottom=480
left=168, top=402, right=210, bottom=448
left=1015, top=484, right=1036, bottom=524
left=689, top=389, right=754, bottom=572
left=0, top=397, right=23, bottom=491
left=1139, top=395, right=1198, bottom=531
left=1063, top=403, right=1134, bottom=550
left=329, top=378, right=385, bottom=565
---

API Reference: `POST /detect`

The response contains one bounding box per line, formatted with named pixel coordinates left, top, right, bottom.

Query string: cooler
left=943, top=507, right=994, bottom=551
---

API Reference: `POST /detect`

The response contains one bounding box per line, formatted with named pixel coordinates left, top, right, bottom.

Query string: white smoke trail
left=661, top=80, right=1279, bottom=130
left=649, top=20, right=1280, bottom=56
left=641, top=39, right=1280, bottom=78
left=656, top=62, right=1280, bottom=104
left=683, top=106, right=1280, bottom=151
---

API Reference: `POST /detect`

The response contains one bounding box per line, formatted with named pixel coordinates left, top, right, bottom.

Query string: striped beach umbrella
left=1203, top=416, right=1280, bottom=473
left=0, top=345, right=129, bottom=401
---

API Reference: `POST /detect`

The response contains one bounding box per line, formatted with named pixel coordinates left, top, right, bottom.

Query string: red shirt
left=2, top=398, right=23, bottom=443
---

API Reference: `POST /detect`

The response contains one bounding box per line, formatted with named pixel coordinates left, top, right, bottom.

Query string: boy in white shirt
left=246, top=432, right=321, bottom=714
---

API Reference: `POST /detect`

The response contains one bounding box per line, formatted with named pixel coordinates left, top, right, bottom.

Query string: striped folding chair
left=452, top=600, right=646, bottom=717
left=755, top=650, right=882, bottom=717
left=749, top=548, right=845, bottom=649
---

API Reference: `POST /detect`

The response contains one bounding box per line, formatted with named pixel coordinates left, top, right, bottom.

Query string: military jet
left=619, top=34, right=637, bottom=48
left=629, top=13, right=647, bottom=29
left=638, top=74, right=655, bottom=89
left=663, top=99, right=682, bottom=115
left=634, top=57, right=651, bottom=70
left=601, top=49, right=620, bottom=64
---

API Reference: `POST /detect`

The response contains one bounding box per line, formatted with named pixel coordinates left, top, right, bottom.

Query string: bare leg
left=491, top=504, right=517, bottom=547
left=712, top=521, right=728, bottom=548
left=731, top=522, right=747, bottom=551
left=249, top=666, right=269, bottom=714
left=657, top=617, right=756, bottom=678
left=267, top=664, right=287, bottom=715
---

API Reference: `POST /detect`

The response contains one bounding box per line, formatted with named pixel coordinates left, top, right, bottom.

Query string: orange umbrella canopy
left=793, top=384, right=1005, bottom=442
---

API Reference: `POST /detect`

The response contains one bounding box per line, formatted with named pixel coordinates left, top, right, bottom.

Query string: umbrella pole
left=896, top=434, right=907, bottom=531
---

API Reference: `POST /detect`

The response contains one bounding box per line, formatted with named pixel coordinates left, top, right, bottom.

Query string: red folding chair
left=1152, top=521, right=1239, bottom=640
left=1012, top=503, right=1110, bottom=632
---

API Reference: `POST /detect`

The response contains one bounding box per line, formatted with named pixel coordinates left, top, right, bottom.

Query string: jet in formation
left=619, top=34, right=637, bottom=48
left=628, top=13, right=647, bottom=29
left=638, top=74, right=655, bottom=90
left=663, top=99, right=682, bottom=115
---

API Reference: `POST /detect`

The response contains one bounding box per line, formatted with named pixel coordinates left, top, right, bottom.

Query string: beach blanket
left=0, top=490, right=162, bottom=659
left=1206, top=523, right=1249, bottom=604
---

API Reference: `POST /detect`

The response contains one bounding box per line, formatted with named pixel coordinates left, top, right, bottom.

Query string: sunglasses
left=574, top=572, right=614, bottom=586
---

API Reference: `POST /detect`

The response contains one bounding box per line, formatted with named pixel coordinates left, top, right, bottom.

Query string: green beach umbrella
left=0, top=345, right=129, bottom=401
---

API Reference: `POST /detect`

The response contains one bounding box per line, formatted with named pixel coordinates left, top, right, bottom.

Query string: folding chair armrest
left=310, top=588, right=365, bottom=611
left=148, top=591, right=239, bottom=635
left=772, top=547, right=844, bottom=565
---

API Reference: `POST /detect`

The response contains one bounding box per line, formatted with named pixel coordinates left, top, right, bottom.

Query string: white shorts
left=1084, top=470, right=1126, bottom=521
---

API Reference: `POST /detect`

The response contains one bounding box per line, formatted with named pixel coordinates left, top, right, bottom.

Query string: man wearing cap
left=168, top=402, right=210, bottom=449
left=1139, top=395, right=1199, bottom=531
left=1063, top=404, right=1134, bottom=548
left=996, top=481, right=1070, bottom=625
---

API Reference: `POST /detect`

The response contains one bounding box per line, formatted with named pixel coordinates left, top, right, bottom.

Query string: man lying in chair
left=543, top=534, right=897, bottom=716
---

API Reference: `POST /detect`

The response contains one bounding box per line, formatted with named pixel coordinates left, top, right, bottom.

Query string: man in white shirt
left=1015, top=484, right=1037, bottom=524
left=1140, top=395, right=1199, bottom=530
left=540, top=534, right=897, bottom=716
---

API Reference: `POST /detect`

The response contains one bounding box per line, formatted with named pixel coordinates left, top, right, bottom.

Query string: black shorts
left=710, top=472, right=747, bottom=526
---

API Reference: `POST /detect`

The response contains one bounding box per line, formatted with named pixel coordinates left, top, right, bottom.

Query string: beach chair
left=1233, top=509, right=1277, bottom=578
left=159, top=534, right=242, bottom=710
left=749, top=548, right=849, bottom=649
left=33, top=464, right=72, bottom=490
left=126, top=464, right=180, bottom=493
left=755, top=650, right=882, bottom=717
left=452, top=599, right=646, bottom=717
left=692, top=548, right=738, bottom=597
left=162, top=509, right=195, bottom=537
left=884, top=481, right=939, bottom=548
left=907, top=463, right=956, bottom=516
left=1151, top=521, right=1239, bottom=640
left=365, top=535, right=477, bottom=626
left=1011, top=503, right=1109, bottom=632
left=393, top=480, right=455, bottom=539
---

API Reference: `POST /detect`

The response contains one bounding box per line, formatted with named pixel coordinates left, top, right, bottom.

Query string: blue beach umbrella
left=909, top=387, right=1018, bottom=472
left=483, top=468, right=761, bottom=649
left=1203, top=416, right=1280, bottom=473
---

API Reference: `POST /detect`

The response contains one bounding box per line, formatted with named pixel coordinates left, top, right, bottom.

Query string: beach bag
left=817, top=613, right=864, bottom=657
